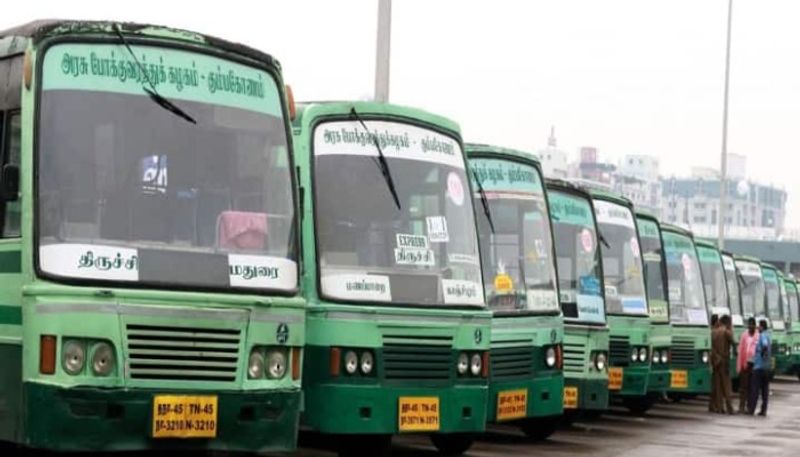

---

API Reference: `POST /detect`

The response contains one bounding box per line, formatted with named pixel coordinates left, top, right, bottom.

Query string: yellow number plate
left=398, top=397, right=440, bottom=432
left=563, top=386, right=579, bottom=409
left=608, top=367, right=623, bottom=391
left=497, top=389, right=528, bottom=421
left=152, top=395, right=218, bottom=438
left=670, top=370, right=688, bottom=389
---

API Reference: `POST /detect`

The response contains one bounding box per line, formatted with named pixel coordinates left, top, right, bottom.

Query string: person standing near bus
left=748, top=319, right=772, bottom=416
left=737, top=317, right=759, bottom=413
left=708, top=313, right=720, bottom=412
left=711, top=315, right=735, bottom=414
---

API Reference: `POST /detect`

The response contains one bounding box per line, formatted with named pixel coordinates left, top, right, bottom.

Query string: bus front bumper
left=486, top=373, right=564, bottom=423
left=666, top=366, right=710, bottom=395
left=302, top=383, right=487, bottom=435
left=610, top=366, right=650, bottom=398
left=647, top=368, right=670, bottom=393
left=564, top=376, right=608, bottom=412
left=22, top=382, right=300, bottom=452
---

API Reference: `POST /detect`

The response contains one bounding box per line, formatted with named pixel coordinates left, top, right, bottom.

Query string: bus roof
left=734, top=254, right=761, bottom=264
left=760, top=262, right=778, bottom=272
left=464, top=143, right=541, bottom=167
left=585, top=186, right=634, bottom=209
left=634, top=209, right=659, bottom=222
left=694, top=239, right=720, bottom=250
left=659, top=222, right=694, bottom=239
left=293, top=101, right=460, bottom=136
left=544, top=177, right=593, bottom=200
left=0, top=20, right=279, bottom=68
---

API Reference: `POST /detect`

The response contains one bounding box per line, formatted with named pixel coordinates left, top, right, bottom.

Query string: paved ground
left=291, top=376, right=800, bottom=457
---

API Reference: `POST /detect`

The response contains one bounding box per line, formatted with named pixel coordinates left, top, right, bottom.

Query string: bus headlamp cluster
left=701, top=351, right=710, bottom=364
left=652, top=349, right=670, bottom=364
left=630, top=347, right=649, bottom=363
left=593, top=352, right=608, bottom=371
left=335, top=348, right=375, bottom=376
left=545, top=347, right=557, bottom=368
left=457, top=352, right=488, bottom=377
left=248, top=347, right=289, bottom=379
left=61, top=339, right=116, bottom=377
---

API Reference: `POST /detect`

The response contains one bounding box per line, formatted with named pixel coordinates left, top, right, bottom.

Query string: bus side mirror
left=1, top=164, right=19, bottom=202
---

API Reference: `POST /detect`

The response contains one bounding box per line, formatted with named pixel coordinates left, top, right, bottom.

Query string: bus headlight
left=785, top=347, right=791, bottom=356
left=62, top=340, right=86, bottom=375
left=457, top=352, right=469, bottom=375
left=631, top=349, right=638, bottom=362
left=638, top=347, right=648, bottom=362
left=360, top=351, right=374, bottom=375
left=470, top=353, right=482, bottom=376
left=267, top=349, right=287, bottom=379
left=594, top=352, right=607, bottom=371
left=653, top=350, right=661, bottom=364
left=91, top=342, right=115, bottom=376
left=661, top=350, right=669, bottom=364
left=545, top=347, right=557, bottom=368
left=344, top=350, right=358, bottom=375
left=248, top=350, right=265, bottom=379
left=701, top=351, right=709, bottom=364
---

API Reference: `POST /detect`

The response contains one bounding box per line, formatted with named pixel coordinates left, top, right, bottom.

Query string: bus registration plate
left=563, top=386, right=578, bottom=409
left=670, top=370, right=688, bottom=389
left=398, top=397, right=440, bottom=432
left=608, top=367, right=623, bottom=390
left=497, top=389, right=528, bottom=421
left=152, top=395, right=218, bottom=438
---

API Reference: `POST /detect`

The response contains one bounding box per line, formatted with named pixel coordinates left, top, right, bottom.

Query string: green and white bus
left=635, top=212, right=672, bottom=404
left=588, top=191, right=652, bottom=414
left=720, top=250, right=744, bottom=386
left=774, top=270, right=791, bottom=374
left=761, top=263, right=786, bottom=374
left=466, top=144, right=563, bottom=440
left=786, top=277, right=800, bottom=380
left=545, top=179, right=609, bottom=416
left=292, top=101, right=491, bottom=456
left=0, top=21, right=304, bottom=451
left=661, top=224, right=710, bottom=397
left=695, top=241, right=729, bottom=321
left=734, top=256, right=765, bottom=323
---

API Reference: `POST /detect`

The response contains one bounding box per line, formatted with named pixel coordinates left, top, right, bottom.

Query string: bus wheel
left=430, top=433, right=474, bottom=456
left=520, top=418, right=559, bottom=441
left=623, top=396, right=655, bottom=416
left=337, top=434, right=391, bottom=457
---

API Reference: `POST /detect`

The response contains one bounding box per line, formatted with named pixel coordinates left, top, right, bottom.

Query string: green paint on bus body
left=0, top=21, right=304, bottom=452
left=293, top=101, right=491, bottom=445
left=466, top=146, right=564, bottom=432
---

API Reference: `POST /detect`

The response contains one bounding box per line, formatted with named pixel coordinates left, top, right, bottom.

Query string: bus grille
left=126, top=324, right=240, bottom=381
left=670, top=336, right=696, bottom=368
left=563, top=340, right=588, bottom=374
left=490, top=340, right=534, bottom=381
left=609, top=335, right=631, bottom=367
left=382, top=334, right=453, bottom=381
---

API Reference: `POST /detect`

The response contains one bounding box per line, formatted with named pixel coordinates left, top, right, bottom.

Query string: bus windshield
left=788, top=281, right=800, bottom=323
left=313, top=119, right=483, bottom=306
left=662, top=231, right=707, bottom=325
left=37, top=43, right=297, bottom=292
left=763, top=268, right=782, bottom=321
left=722, top=254, right=741, bottom=316
left=736, top=260, right=765, bottom=318
left=548, top=189, right=605, bottom=324
left=594, top=200, right=647, bottom=316
left=697, top=245, right=729, bottom=316
left=637, top=217, right=669, bottom=322
left=471, top=158, right=558, bottom=314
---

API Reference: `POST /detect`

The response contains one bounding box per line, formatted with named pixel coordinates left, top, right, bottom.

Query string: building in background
left=537, top=127, right=570, bottom=179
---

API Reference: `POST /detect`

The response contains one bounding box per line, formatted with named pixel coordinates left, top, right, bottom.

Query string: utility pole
left=718, top=0, right=733, bottom=248
left=374, top=0, right=392, bottom=102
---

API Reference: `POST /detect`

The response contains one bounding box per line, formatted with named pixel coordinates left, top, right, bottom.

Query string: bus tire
left=520, top=418, right=559, bottom=441
left=624, top=396, right=656, bottom=416
left=337, top=434, right=391, bottom=457
left=430, top=433, right=474, bottom=456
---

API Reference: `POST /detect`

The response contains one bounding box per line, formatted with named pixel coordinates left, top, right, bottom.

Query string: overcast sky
left=4, top=1, right=800, bottom=224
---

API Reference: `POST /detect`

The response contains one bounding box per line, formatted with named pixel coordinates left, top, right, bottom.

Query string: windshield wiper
left=114, top=24, right=197, bottom=125
left=349, top=108, right=400, bottom=210
left=598, top=230, right=611, bottom=249
left=471, top=168, right=494, bottom=233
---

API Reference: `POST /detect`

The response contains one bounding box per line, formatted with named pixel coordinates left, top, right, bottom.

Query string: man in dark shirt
left=711, top=314, right=735, bottom=414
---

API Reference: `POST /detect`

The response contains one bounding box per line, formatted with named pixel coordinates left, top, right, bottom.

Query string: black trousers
left=748, top=368, right=769, bottom=414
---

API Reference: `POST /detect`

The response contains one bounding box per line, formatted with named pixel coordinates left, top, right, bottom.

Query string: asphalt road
left=291, top=376, right=800, bottom=457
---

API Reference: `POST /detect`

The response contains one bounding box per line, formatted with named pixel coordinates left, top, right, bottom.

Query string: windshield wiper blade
left=349, top=107, right=400, bottom=210
left=598, top=230, right=611, bottom=249
left=114, top=24, right=196, bottom=125
left=471, top=168, right=494, bottom=233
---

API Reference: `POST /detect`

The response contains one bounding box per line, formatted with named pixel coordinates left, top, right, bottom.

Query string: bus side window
left=2, top=112, right=21, bottom=238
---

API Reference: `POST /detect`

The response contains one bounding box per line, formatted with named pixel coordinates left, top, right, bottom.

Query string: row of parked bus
left=1, top=20, right=799, bottom=456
